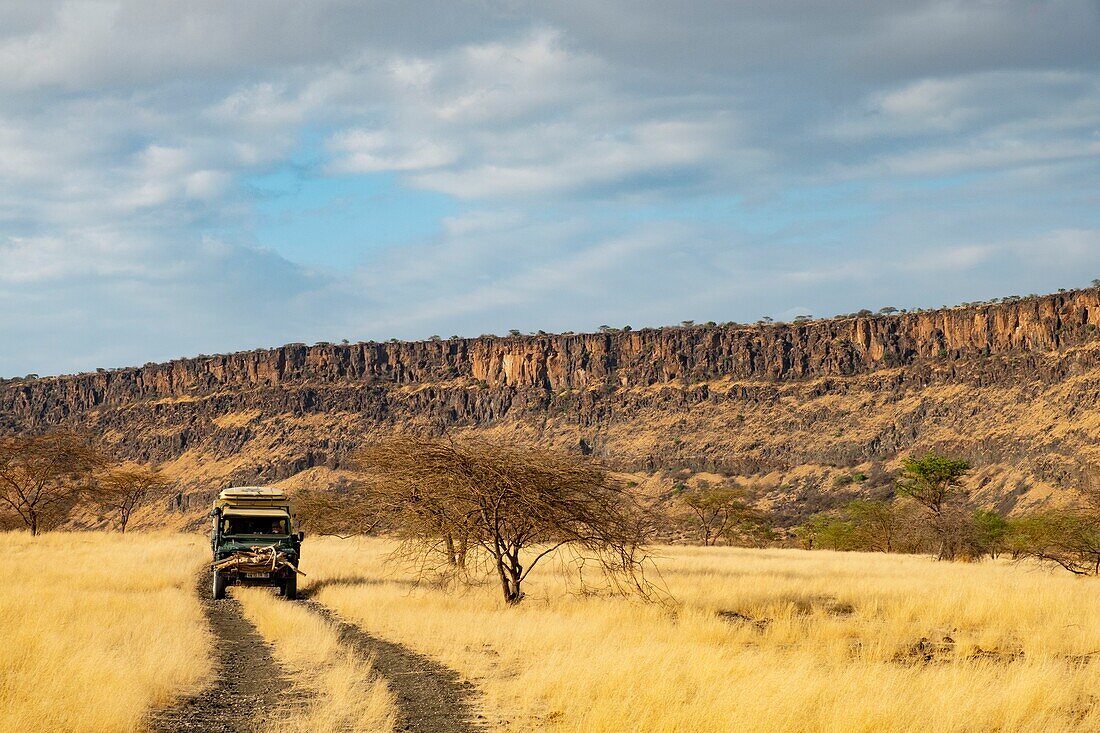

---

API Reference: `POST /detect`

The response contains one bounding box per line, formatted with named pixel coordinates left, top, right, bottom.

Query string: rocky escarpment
left=4, top=288, right=1100, bottom=528
left=4, top=288, right=1100, bottom=422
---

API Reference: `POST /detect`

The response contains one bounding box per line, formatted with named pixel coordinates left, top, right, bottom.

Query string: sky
left=1, top=1, right=1099, bottom=377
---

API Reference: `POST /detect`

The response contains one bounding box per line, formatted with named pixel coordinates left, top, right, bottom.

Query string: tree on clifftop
left=0, top=432, right=107, bottom=535
left=354, top=435, right=656, bottom=604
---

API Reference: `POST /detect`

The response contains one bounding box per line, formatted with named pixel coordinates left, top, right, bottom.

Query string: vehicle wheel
left=213, top=571, right=227, bottom=600
left=283, top=574, right=297, bottom=600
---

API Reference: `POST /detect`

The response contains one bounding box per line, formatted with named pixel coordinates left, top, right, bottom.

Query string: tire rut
left=148, top=571, right=300, bottom=733
left=306, top=601, right=484, bottom=733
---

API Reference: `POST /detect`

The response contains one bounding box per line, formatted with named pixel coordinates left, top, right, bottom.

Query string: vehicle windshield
left=222, top=515, right=289, bottom=535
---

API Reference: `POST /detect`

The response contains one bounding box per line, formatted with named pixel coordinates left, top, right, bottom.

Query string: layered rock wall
left=5, top=288, right=1100, bottom=527
left=4, top=289, right=1099, bottom=429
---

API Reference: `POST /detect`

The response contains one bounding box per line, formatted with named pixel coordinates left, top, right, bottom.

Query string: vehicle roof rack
left=214, top=486, right=290, bottom=513
left=219, top=486, right=286, bottom=500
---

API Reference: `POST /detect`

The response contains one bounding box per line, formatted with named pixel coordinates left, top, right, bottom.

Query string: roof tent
left=214, top=486, right=291, bottom=514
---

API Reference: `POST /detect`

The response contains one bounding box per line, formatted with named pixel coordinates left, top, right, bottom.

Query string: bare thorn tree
left=355, top=435, right=656, bottom=604
left=0, top=432, right=107, bottom=535
left=98, top=466, right=170, bottom=532
left=295, top=484, right=384, bottom=539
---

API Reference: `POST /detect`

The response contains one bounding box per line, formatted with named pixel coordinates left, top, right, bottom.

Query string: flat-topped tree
left=355, top=435, right=655, bottom=604
left=896, top=453, right=972, bottom=560
left=0, top=432, right=107, bottom=535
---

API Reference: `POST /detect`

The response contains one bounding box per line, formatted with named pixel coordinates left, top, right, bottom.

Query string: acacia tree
left=98, top=466, right=170, bottom=532
left=971, top=509, right=1010, bottom=559
left=896, top=453, right=972, bottom=560
left=355, top=436, right=654, bottom=604
left=295, top=484, right=385, bottom=539
left=679, top=482, right=768, bottom=546
left=795, top=513, right=835, bottom=550
left=0, top=432, right=106, bottom=535
left=1007, top=513, right=1100, bottom=575
left=845, top=499, right=904, bottom=553
left=1007, top=480, right=1100, bottom=575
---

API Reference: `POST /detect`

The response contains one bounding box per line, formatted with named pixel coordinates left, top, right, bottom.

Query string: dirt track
left=306, top=600, right=483, bottom=733
left=148, top=572, right=297, bottom=733
left=149, top=571, right=482, bottom=732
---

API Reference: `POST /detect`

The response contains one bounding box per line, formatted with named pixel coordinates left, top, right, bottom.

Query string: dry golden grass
left=234, top=586, right=395, bottom=733
left=0, top=531, right=210, bottom=733
left=307, top=540, right=1100, bottom=733
left=7, top=532, right=1098, bottom=732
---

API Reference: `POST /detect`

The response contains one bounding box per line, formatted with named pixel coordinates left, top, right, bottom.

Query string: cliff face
left=4, top=288, right=1100, bottom=528
left=5, top=288, right=1100, bottom=422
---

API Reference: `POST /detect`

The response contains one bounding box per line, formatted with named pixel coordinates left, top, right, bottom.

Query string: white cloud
left=823, top=71, right=1100, bottom=180
left=441, top=210, right=525, bottom=237
left=0, top=2, right=1098, bottom=376
left=184, top=170, right=231, bottom=200
left=321, top=30, right=759, bottom=198
left=902, top=244, right=998, bottom=272
left=0, top=230, right=174, bottom=284
left=327, top=129, right=459, bottom=173
left=880, top=138, right=1100, bottom=177
left=406, top=117, right=748, bottom=198
left=1009, top=228, right=1100, bottom=261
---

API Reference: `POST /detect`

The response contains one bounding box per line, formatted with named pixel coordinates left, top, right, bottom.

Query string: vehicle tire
left=213, top=571, right=227, bottom=600
left=283, top=574, right=297, bottom=600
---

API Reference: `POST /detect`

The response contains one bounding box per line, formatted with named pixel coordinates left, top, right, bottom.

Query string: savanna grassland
left=309, top=540, right=1100, bottom=733
left=0, top=533, right=210, bottom=731
left=4, top=533, right=1099, bottom=732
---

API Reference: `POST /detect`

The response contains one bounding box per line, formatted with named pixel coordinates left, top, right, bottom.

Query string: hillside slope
left=4, top=288, right=1100, bottom=529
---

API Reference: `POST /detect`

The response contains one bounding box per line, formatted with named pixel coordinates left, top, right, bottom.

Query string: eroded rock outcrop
left=3, top=288, right=1100, bottom=527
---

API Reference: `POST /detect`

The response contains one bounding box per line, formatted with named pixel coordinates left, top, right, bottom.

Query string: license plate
left=245, top=573, right=270, bottom=579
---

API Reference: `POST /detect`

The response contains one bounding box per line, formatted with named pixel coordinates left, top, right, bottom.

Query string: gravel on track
left=306, top=601, right=484, bottom=733
left=147, top=570, right=484, bottom=733
left=148, top=572, right=299, bottom=733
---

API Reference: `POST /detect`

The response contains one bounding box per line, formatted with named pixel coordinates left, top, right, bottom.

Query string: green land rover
left=210, top=487, right=303, bottom=600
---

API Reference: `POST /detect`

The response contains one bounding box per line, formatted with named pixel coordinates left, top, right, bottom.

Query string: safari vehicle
left=210, top=487, right=304, bottom=600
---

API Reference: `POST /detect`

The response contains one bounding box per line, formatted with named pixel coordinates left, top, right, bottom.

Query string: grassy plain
left=5, top=532, right=1099, bottom=732
left=308, top=540, right=1100, bottom=733
left=0, top=532, right=210, bottom=732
